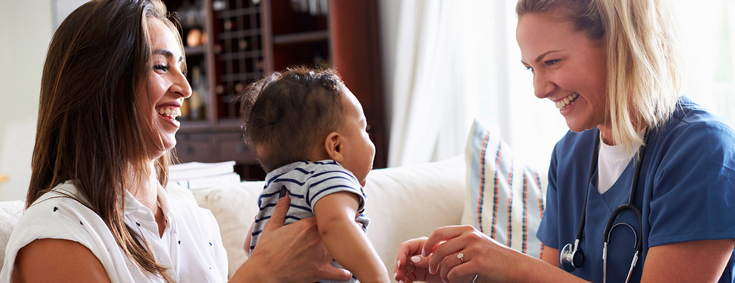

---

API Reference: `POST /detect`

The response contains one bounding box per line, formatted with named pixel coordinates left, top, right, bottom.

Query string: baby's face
left=338, top=87, right=375, bottom=187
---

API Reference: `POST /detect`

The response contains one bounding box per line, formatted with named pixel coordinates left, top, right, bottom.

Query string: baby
left=239, top=67, right=389, bottom=283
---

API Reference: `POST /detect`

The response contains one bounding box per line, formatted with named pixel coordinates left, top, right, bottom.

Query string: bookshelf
left=164, top=0, right=386, bottom=180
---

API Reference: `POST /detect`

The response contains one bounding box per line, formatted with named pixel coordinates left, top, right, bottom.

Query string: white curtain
left=675, top=0, right=735, bottom=120
left=387, top=0, right=468, bottom=167
left=385, top=0, right=735, bottom=172
left=386, top=0, right=568, bottom=171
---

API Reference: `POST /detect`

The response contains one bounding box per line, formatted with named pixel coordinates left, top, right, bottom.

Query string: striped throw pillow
left=460, top=119, right=547, bottom=258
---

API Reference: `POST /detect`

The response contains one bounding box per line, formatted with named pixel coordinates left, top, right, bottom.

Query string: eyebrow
left=535, top=50, right=561, bottom=63
left=153, top=49, right=184, bottom=63
left=521, top=49, right=563, bottom=66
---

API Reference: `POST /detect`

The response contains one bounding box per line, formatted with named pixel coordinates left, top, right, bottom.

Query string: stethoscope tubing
left=563, top=128, right=651, bottom=282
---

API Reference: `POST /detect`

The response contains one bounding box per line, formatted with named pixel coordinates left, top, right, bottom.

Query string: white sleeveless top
left=0, top=181, right=228, bottom=282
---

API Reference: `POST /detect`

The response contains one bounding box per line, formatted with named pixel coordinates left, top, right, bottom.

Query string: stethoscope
left=559, top=129, right=650, bottom=283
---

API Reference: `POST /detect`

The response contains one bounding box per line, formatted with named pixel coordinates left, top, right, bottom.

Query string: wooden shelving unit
left=165, top=0, right=386, bottom=181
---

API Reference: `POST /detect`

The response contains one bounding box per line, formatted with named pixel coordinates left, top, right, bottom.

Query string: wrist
left=511, top=254, right=589, bottom=283
left=506, top=253, right=542, bottom=282
left=230, top=256, right=274, bottom=283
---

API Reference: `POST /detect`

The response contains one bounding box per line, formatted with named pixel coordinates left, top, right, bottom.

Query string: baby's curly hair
left=239, top=67, right=345, bottom=172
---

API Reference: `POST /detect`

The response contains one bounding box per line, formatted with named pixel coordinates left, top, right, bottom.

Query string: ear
left=324, top=132, right=344, bottom=162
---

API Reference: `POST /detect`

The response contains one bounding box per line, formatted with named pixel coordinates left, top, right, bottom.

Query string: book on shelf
left=168, top=161, right=241, bottom=189
left=170, top=172, right=241, bottom=190
left=169, top=160, right=236, bottom=181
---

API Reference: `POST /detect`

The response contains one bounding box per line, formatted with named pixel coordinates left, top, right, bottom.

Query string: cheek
left=145, top=73, right=168, bottom=102
left=364, top=136, right=376, bottom=158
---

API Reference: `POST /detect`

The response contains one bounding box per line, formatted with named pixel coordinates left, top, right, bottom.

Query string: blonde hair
left=517, top=0, right=683, bottom=149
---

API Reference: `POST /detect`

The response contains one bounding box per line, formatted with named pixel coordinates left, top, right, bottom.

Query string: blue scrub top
left=537, top=97, right=735, bottom=283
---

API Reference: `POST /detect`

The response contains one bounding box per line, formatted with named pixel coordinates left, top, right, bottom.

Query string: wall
left=0, top=0, right=53, bottom=201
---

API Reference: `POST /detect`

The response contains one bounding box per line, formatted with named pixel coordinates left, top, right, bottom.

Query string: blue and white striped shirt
left=249, top=160, right=370, bottom=257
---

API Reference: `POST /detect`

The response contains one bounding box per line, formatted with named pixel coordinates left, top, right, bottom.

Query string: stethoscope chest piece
left=560, top=240, right=585, bottom=270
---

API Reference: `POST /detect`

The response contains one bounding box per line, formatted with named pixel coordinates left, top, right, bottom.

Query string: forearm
left=320, top=221, right=389, bottom=283
left=491, top=252, right=589, bottom=283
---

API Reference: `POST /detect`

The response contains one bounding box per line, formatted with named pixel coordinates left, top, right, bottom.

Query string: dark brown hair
left=239, top=67, right=345, bottom=172
left=29, top=0, right=181, bottom=281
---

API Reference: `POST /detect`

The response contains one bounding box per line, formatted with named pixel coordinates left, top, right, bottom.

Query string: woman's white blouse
left=0, top=181, right=228, bottom=282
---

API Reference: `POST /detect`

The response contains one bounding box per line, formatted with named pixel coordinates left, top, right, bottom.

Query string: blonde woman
left=0, top=0, right=351, bottom=282
left=395, top=0, right=735, bottom=282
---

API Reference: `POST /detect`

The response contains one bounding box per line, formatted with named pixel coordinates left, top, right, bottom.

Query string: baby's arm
left=313, top=192, right=389, bottom=283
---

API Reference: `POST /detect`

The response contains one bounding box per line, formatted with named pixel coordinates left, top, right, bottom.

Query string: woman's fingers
left=446, top=263, right=481, bottom=283
left=394, top=237, right=447, bottom=283
left=428, top=236, right=468, bottom=274
left=318, top=262, right=353, bottom=281
left=423, top=225, right=475, bottom=256
left=438, top=251, right=468, bottom=282
left=423, top=225, right=476, bottom=274
left=396, top=237, right=427, bottom=264
left=409, top=253, right=431, bottom=268
left=395, top=237, right=426, bottom=281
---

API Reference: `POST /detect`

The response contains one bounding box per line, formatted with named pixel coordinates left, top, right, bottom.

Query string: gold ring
left=457, top=252, right=464, bottom=263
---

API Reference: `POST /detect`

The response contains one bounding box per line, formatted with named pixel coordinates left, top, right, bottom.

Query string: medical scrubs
left=537, top=97, right=735, bottom=282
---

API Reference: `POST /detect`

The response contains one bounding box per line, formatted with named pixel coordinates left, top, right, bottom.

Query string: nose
left=533, top=70, right=555, bottom=99
left=172, top=68, right=192, bottom=98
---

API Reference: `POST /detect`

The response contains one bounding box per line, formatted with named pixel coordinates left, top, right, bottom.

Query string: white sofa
left=0, top=156, right=467, bottom=282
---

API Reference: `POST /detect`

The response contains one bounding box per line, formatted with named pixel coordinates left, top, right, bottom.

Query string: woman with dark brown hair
left=0, top=0, right=352, bottom=282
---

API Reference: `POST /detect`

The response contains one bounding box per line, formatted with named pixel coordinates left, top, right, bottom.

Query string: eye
left=544, top=59, right=560, bottom=66
left=365, top=125, right=371, bottom=132
left=154, top=64, right=170, bottom=73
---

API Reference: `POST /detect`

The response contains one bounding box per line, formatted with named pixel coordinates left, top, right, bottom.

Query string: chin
left=564, top=117, right=596, bottom=133
left=162, top=138, right=177, bottom=152
left=147, top=137, right=176, bottom=161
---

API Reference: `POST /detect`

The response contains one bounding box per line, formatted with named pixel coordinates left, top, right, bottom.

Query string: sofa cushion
left=192, top=156, right=467, bottom=280
left=461, top=119, right=547, bottom=258
left=364, top=156, right=465, bottom=280
left=0, top=200, right=24, bottom=267
left=191, top=182, right=263, bottom=279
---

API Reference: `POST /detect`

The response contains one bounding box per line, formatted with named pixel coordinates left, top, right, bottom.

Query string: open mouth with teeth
left=157, top=107, right=182, bottom=120
left=555, top=92, right=579, bottom=110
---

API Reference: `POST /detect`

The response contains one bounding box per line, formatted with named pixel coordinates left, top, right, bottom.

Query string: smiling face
left=139, top=18, right=191, bottom=159
left=517, top=11, right=609, bottom=134
left=337, top=88, right=376, bottom=187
